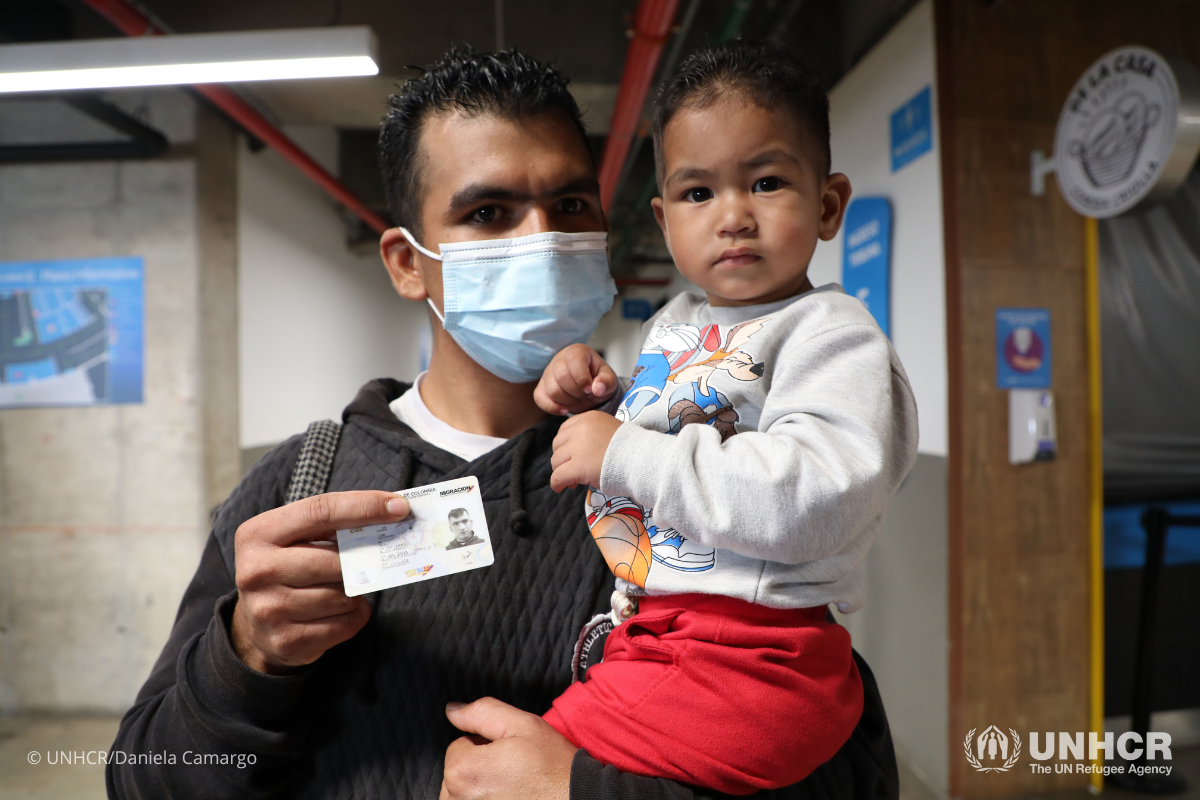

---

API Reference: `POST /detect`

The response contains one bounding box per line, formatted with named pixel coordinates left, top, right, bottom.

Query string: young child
left=534, top=41, right=919, bottom=794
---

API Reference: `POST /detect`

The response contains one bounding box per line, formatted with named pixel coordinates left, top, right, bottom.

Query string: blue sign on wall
left=621, top=298, right=654, bottom=322
left=890, top=85, right=933, bottom=172
left=841, top=197, right=892, bottom=337
left=0, top=256, right=143, bottom=407
left=995, top=308, right=1051, bottom=389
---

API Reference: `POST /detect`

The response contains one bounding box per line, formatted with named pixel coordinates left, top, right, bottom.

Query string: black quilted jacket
left=107, top=379, right=899, bottom=800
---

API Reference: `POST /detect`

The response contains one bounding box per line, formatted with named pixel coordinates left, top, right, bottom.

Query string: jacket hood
left=339, top=377, right=569, bottom=537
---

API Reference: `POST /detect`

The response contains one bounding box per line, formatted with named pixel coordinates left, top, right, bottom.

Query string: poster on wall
left=0, top=256, right=143, bottom=407
left=841, top=197, right=892, bottom=337
left=890, top=85, right=933, bottom=172
left=995, top=308, right=1051, bottom=389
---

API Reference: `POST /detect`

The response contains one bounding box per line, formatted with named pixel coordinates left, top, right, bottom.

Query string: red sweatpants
left=543, top=594, right=863, bottom=795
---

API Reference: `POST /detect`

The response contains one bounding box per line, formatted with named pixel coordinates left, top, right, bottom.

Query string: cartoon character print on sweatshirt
left=589, top=316, right=770, bottom=587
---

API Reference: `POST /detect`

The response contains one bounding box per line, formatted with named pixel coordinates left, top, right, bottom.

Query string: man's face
left=381, top=109, right=605, bottom=313
left=450, top=513, right=474, bottom=541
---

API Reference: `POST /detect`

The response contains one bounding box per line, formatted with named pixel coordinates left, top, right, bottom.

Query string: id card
left=336, top=476, right=493, bottom=597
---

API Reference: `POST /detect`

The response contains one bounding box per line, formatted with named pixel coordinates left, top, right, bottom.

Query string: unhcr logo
left=964, top=727, right=1022, bottom=772
left=964, top=727, right=1175, bottom=776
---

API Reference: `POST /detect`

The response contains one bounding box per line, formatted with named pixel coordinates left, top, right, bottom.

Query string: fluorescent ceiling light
left=0, top=27, right=378, bottom=94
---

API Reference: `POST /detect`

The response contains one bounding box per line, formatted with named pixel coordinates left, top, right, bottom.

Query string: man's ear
left=380, top=228, right=430, bottom=302
left=817, top=173, right=853, bottom=242
left=651, top=197, right=673, bottom=257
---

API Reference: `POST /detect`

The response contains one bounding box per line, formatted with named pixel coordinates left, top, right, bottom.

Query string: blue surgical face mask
left=399, top=227, right=617, bottom=384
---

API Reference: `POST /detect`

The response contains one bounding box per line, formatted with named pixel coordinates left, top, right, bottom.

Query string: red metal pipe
left=78, top=0, right=391, bottom=235
left=598, top=0, right=681, bottom=212
left=191, top=84, right=390, bottom=233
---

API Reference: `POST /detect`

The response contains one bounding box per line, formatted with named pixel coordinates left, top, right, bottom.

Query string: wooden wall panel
left=936, top=0, right=1200, bottom=796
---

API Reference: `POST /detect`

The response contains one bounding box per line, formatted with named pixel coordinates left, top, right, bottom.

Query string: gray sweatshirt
left=592, top=285, right=919, bottom=612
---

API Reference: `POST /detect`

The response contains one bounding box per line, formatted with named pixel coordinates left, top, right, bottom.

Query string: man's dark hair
left=379, top=47, right=589, bottom=238
left=651, top=40, right=830, bottom=184
left=448, top=508, right=470, bottom=521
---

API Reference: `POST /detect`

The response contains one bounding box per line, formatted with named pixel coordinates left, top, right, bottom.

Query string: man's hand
left=550, top=411, right=622, bottom=492
left=441, top=698, right=576, bottom=800
left=535, top=344, right=618, bottom=416
left=230, top=491, right=410, bottom=675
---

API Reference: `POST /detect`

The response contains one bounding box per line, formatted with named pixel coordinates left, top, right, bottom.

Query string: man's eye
left=471, top=206, right=500, bottom=224
left=560, top=197, right=586, bottom=214
left=684, top=187, right=712, bottom=203
left=754, top=177, right=782, bottom=193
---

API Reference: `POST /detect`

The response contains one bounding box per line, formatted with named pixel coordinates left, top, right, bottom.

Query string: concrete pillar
left=196, top=107, right=241, bottom=512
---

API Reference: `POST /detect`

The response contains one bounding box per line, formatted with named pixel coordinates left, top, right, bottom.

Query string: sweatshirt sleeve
left=598, top=323, right=919, bottom=565
left=107, top=440, right=311, bottom=799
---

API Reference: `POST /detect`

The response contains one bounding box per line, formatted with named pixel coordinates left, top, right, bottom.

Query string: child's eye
left=683, top=187, right=712, bottom=203
left=753, top=177, right=783, bottom=193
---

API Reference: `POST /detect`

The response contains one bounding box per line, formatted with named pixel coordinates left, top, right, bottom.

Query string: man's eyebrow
left=447, top=184, right=532, bottom=215
left=548, top=176, right=601, bottom=197
left=445, top=176, right=599, bottom=217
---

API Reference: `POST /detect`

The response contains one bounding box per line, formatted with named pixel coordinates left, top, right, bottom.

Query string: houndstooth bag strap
left=285, top=420, right=342, bottom=503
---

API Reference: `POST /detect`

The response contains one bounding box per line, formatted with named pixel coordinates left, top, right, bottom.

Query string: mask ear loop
left=397, top=227, right=448, bottom=326
left=397, top=227, right=443, bottom=261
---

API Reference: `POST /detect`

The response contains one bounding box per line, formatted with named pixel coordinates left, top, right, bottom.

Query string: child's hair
left=651, top=40, right=830, bottom=185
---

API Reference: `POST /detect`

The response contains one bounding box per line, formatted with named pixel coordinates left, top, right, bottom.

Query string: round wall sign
left=1054, top=46, right=1200, bottom=218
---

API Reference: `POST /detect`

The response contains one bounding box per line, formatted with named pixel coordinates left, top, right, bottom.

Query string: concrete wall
left=807, top=0, right=947, bottom=458
left=851, top=454, right=949, bottom=797
left=237, top=125, right=425, bottom=451
left=0, top=91, right=229, bottom=713
left=0, top=99, right=445, bottom=714
left=807, top=3, right=951, bottom=794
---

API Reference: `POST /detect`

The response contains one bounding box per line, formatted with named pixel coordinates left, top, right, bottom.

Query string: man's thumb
left=445, top=697, right=535, bottom=742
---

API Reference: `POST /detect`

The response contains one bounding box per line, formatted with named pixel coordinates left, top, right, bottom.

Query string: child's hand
left=550, top=411, right=622, bottom=492
left=534, top=344, right=618, bottom=416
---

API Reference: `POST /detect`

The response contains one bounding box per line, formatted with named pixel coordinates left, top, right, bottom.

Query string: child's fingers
left=563, top=347, right=600, bottom=397
left=547, top=355, right=590, bottom=404
left=549, top=465, right=578, bottom=493
left=533, top=376, right=570, bottom=416
left=591, top=359, right=619, bottom=400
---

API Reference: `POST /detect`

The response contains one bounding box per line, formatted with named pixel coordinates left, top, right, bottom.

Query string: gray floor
left=0, top=716, right=121, bottom=800
left=2, top=714, right=1197, bottom=800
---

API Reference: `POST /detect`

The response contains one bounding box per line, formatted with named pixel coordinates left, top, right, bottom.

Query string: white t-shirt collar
left=388, top=372, right=507, bottom=462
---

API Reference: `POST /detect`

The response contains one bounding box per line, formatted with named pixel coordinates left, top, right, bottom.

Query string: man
left=445, top=509, right=484, bottom=550
left=107, top=47, right=899, bottom=800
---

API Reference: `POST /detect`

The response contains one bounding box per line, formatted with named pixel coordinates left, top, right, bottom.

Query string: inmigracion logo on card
left=439, top=485, right=474, bottom=496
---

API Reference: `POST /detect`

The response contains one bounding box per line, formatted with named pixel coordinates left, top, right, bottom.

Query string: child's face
left=651, top=95, right=851, bottom=307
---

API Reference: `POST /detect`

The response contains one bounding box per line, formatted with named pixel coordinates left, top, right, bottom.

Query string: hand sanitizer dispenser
left=1009, top=389, right=1057, bottom=464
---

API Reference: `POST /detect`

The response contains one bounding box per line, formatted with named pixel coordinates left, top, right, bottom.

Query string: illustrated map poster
left=0, top=257, right=143, bottom=407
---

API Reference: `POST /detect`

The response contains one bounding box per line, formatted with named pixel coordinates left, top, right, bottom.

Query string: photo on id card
left=336, top=476, right=492, bottom=597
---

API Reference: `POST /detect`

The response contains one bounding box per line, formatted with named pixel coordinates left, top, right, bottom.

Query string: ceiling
left=0, top=0, right=921, bottom=129
left=1, top=0, right=922, bottom=257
